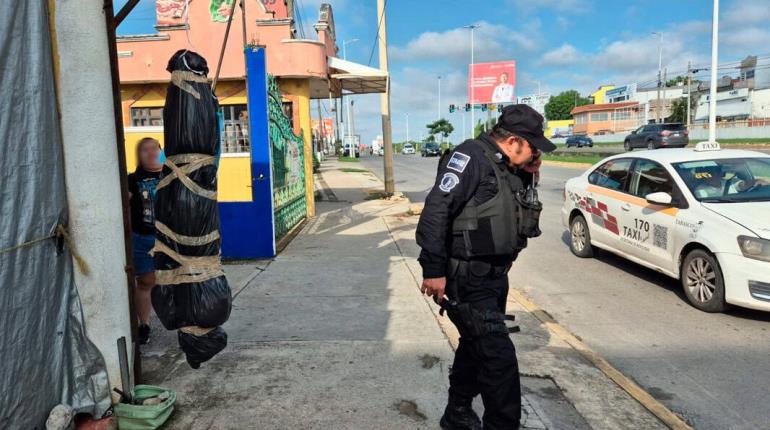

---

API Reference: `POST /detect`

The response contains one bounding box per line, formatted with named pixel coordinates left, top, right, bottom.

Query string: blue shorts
left=132, top=233, right=156, bottom=275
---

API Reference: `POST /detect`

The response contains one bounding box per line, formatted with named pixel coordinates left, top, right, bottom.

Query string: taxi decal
left=587, top=185, right=679, bottom=217
left=578, top=197, right=619, bottom=235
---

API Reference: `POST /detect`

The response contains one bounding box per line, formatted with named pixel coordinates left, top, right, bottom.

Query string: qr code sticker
left=653, top=224, right=668, bottom=250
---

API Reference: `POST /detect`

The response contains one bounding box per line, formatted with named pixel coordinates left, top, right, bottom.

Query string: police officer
left=416, top=105, right=556, bottom=430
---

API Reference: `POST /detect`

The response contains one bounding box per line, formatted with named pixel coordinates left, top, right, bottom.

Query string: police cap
left=496, top=104, right=557, bottom=153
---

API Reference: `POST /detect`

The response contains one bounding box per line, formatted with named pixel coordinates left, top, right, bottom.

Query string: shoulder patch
left=446, top=152, right=471, bottom=173
left=438, top=172, right=460, bottom=192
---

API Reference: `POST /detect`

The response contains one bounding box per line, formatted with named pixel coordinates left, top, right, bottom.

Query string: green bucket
left=114, top=385, right=177, bottom=430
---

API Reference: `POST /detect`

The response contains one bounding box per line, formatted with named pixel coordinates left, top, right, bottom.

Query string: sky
left=118, top=0, right=770, bottom=145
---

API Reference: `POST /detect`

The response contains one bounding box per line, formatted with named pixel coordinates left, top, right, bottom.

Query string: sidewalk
left=140, top=158, right=668, bottom=429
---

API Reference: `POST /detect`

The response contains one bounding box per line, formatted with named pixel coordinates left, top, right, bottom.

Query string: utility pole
left=405, top=113, right=410, bottom=145
left=342, top=38, right=358, bottom=146
left=653, top=32, right=663, bottom=123
left=316, top=99, right=324, bottom=154
left=708, top=0, right=719, bottom=143
left=377, top=0, right=395, bottom=194
left=686, top=61, right=692, bottom=128
left=438, top=75, right=442, bottom=121
left=662, top=67, right=668, bottom=121
left=464, top=24, right=479, bottom=137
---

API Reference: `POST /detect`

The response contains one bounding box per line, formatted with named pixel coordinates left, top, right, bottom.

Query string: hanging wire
left=367, top=0, right=388, bottom=66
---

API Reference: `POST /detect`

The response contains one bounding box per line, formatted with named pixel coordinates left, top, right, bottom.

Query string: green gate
left=267, top=75, right=306, bottom=240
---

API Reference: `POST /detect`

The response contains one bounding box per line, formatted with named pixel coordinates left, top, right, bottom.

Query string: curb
left=508, top=288, right=694, bottom=430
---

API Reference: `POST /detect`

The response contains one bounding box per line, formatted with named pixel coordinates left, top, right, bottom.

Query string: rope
left=156, top=154, right=218, bottom=200
left=0, top=225, right=89, bottom=275
left=170, top=70, right=209, bottom=99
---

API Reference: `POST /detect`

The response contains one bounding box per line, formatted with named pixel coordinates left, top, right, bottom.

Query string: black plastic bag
left=152, top=50, right=232, bottom=368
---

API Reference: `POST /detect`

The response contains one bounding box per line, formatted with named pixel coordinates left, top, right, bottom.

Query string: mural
left=156, top=0, right=190, bottom=26
left=267, top=75, right=306, bottom=239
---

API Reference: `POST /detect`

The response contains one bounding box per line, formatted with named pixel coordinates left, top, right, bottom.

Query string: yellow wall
left=124, top=129, right=252, bottom=202
left=545, top=119, right=574, bottom=138
left=591, top=85, right=615, bottom=105
left=279, top=78, right=315, bottom=217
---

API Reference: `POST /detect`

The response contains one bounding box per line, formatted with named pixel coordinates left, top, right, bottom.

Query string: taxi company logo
left=447, top=152, right=471, bottom=173
left=623, top=218, right=650, bottom=243
left=579, top=197, right=619, bottom=235
left=439, top=172, right=460, bottom=192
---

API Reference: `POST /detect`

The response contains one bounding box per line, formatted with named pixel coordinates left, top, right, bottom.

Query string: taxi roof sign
left=694, top=141, right=721, bottom=152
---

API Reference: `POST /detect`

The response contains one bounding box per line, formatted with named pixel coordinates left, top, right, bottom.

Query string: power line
left=367, top=0, right=387, bottom=66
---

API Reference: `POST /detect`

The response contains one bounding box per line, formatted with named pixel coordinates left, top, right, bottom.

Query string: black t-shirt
left=128, top=167, right=163, bottom=235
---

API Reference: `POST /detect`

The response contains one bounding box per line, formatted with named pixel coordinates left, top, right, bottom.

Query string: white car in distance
left=562, top=142, right=770, bottom=313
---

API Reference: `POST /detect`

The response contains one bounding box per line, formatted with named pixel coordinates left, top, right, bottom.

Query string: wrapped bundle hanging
left=151, top=50, right=232, bottom=369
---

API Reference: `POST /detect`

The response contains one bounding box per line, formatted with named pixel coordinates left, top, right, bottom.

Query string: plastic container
left=113, top=385, right=176, bottom=430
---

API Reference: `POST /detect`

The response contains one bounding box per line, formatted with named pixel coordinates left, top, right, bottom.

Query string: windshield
left=672, top=157, right=770, bottom=203
left=425, top=143, right=438, bottom=149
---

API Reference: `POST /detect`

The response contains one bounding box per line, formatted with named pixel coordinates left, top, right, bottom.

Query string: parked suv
left=565, top=135, right=593, bottom=148
left=624, top=123, right=689, bottom=151
left=421, top=142, right=441, bottom=157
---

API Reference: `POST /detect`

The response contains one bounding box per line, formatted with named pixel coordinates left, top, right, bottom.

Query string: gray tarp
left=0, top=2, right=111, bottom=428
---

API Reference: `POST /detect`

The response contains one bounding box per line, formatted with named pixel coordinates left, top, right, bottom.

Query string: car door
left=622, top=159, right=680, bottom=272
left=584, top=158, right=635, bottom=250
left=629, top=126, right=645, bottom=147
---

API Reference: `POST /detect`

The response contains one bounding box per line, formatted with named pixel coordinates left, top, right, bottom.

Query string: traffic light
left=449, top=104, right=456, bottom=113
left=465, top=103, right=471, bottom=112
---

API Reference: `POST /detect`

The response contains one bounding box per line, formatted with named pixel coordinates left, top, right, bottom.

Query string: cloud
left=508, top=0, right=589, bottom=14
left=390, top=20, right=540, bottom=65
left=540, top=44, right=581, bottom=67
left=723, top=1, right=770, bottom=26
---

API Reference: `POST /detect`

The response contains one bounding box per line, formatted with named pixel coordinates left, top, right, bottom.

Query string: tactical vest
left=451, top=140, right=542, bottom=259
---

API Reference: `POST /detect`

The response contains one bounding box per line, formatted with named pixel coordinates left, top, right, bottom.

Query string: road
left=361, top=153, right=770, bottom=430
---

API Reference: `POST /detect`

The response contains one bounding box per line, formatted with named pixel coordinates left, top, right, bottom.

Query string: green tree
left=544, top=90, right=591, bottom=121
left=426, top=119, right=454, bottom=143
left=665, top=75, right=687, bottom=87
left=473, top=118, right=496, bottom=138
left=666, top=97, right=696, bottom=124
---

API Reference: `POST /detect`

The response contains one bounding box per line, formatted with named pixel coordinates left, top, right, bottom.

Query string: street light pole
left=377, top=0, right=395, bottom=194
left=708, top=0, right=720, bottom=143
left=652, top=32, right=663, bottom=123
left=342, top=38, right=359, bottom=145
left=464, top=24, right=479, bottom=138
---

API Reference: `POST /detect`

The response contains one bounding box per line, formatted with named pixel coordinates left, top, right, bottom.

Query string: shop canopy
left=328, top=56, right=388, bottom=95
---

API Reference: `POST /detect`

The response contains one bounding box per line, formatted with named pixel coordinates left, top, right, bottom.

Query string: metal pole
left=405, top=113, right=410, bottom=144
left=653, top=32, right=662, bottom=123
left=662, top=67, right=668, bottom=120
left=377, top=0, right=395, bottom=194
left=438, top=75, right=442, bottom=121
left=470, top=26, right=475, bottom=135
left=687, top=61, right=692, bottom=128
left=211, top=0, right=238, bottom=92
left=708, top=0, right=720, bottom=143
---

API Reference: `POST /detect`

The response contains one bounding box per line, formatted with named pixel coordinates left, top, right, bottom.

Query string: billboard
left=517, top=93, right=551, bottom=115
left=469, top=61, right=516, bottom=104
left=605, top=83, right=637, bottom=103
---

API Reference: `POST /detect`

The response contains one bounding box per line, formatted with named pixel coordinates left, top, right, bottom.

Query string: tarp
left=0, top=2, right=111, bottom=427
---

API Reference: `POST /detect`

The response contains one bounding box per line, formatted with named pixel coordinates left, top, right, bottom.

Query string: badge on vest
left=439, top=172, right=460, bottom=192
left=446, top=152, right=471, bottom=173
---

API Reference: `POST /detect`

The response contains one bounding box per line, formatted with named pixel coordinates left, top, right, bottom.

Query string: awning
left=328, top=56, right=388, bottom=95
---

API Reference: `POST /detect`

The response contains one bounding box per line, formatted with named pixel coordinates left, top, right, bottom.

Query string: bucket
left=113, top=385, right=176, bottom=430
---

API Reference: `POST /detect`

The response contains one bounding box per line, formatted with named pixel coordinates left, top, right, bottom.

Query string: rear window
left=662, top=124, right=685, bottom=131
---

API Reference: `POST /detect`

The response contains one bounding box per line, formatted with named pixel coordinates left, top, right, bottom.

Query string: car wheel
left=569, top=215, right=594, bottom=258
left=681, top=249, right=727, bottom=313
left=624, top=140, right=632, bottom=152
left=647, top=140, right=656, bottom=150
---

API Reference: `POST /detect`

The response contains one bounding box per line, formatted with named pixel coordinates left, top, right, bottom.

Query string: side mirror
left=646, top=192, right=673, bottom=206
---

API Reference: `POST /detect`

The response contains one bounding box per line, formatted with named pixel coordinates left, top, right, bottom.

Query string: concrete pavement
left=139, top=157, right=671, bottom=429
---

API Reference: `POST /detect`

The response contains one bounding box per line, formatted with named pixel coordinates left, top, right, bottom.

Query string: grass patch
left=340, top=167, right=369, bottom=173
left=338, top=156, right=360, bottom=162
left=542, top=154, right=603, bottom=165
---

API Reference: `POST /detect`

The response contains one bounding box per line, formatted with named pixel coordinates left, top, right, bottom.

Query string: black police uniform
left=417, top=132, right=530, bottom=429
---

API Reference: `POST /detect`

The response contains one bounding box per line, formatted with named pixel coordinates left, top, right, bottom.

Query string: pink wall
left=119, top=0, right=331, bottom=83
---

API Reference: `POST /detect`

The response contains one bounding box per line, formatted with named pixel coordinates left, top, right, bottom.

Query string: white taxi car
left=562, top=142, right=770, bottom=312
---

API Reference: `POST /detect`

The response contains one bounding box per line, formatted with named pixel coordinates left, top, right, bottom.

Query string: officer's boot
left=440, top=401, right=482, bottom=430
